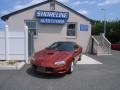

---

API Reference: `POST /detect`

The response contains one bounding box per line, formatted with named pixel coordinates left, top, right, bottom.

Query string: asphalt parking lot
left=0, top=50, right=120, bottom=90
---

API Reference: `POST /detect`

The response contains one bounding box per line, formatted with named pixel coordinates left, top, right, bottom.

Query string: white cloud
left=98, top=0, right=120, bottom=6
left=74, top=1, right=81, bottom=5
left=82, top=1, right=96, bottom=4
left=16, top=0, right=71, bottom=10
left=78, top=9, right=88, bottom=15
left=73, top=0, right=96, bottom=6
left=58, top=0, right=70, bottom=3
left=1, top=10, right=9, bottom=15
left=2, top=0, right=70, bottom=15
left=1, top=0, right=46, bottom=15
left=14, top=0, right=45, bottom=10
left=109, top=13, right=113, bottom=16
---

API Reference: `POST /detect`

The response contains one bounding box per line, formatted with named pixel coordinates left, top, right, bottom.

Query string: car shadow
left=26, top=67, right=65, bottom=79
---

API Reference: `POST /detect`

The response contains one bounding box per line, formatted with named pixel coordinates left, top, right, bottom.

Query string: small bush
left=7, top=60, right=16, bottom=65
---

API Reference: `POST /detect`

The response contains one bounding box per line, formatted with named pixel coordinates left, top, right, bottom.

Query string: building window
left=66, top=23, right=76, bottom=36
left=50, top=1, right=55, bottom=10
left=25, top=20, right=37, bottom=35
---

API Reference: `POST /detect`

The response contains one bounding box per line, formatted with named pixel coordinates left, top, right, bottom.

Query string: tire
left=67, top=61, right=74, bottom=74
left=78, top=54, right=82, bottom=61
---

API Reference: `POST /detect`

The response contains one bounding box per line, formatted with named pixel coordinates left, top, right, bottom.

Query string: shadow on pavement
left=26, top=67, right=65, bottom=79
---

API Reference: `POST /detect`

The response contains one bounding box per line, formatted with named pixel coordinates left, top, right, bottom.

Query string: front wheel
left=67, top=61, right=74, bottom=74
left=78, top=54, right=82, bottom=61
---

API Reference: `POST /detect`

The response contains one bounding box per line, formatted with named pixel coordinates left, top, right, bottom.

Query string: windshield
left=47, top=42, right=74, bottom=51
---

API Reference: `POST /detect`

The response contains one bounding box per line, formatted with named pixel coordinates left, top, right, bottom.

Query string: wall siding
left=6, top=2, right=91, bottom=53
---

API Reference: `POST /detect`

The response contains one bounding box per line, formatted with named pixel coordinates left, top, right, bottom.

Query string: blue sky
left=0, top=0, right=120, bottom=28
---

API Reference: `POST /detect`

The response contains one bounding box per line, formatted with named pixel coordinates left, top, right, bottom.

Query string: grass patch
left=7, top=60, right=16, bottom=65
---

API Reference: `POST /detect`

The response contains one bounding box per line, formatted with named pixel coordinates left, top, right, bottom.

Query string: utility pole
left=101, top=8, right=106, bottom=37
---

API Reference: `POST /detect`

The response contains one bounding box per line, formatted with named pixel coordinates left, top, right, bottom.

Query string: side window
left=49, top=43, right=58, bottom=50
left=67, top=23, right=76, bottom=36
left=26, top=20, right=37, bottom=36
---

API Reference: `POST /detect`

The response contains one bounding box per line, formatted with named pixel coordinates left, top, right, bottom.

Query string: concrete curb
left=0, top=62, right=25, bottom=70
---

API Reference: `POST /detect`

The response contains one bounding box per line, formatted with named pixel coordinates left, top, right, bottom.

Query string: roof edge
left=1, top=0, right=92, bottom=22
left=1, top=0, right=50, bottom=21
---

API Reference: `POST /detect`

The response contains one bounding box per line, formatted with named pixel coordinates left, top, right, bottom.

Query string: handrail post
left=92, top=36, right=99, bottom=55
left=25, top=25, right=28, bottom=63
left=5, top=25, right=9, bottom=61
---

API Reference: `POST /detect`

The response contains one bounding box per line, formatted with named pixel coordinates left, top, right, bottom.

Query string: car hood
left=34, top=49, right=74, bottom=67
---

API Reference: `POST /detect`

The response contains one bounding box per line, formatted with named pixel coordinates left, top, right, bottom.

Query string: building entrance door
left=25, top=20, right=36, bottom=57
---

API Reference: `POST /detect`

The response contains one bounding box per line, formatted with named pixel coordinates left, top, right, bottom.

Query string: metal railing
left=92, top=33, right=111, bottom=55
left=92, top=36, right=100, bottom=54
left=101, top=33, right=111, bottom=54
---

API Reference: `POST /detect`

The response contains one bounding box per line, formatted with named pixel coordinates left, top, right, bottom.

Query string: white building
left=1, top=0, right=92, bottom=60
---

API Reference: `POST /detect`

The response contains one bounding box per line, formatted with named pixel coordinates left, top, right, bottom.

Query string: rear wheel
left=67, top=61, right=74, bottom=74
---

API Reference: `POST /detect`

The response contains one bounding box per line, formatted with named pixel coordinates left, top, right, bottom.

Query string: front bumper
left=31, top=62, right=68, bottom=74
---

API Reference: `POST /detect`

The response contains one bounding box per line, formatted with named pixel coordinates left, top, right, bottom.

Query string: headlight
left=54, top=61, right=66, bottom=66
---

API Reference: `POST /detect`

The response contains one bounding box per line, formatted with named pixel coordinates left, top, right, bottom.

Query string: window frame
left=65, top=22, right=77, bottom=38
left=50, top=1, right=55, bottom=11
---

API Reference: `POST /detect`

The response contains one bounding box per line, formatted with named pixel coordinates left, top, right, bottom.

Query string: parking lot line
left=77, top=55, right=102, bottom=64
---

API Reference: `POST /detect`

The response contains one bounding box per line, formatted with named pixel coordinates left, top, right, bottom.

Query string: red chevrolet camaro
left=31, top=41, right=82, bottom=74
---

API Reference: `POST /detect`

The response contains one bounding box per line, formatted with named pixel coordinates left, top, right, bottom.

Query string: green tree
left=92, top=20, right=120, bottom=43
